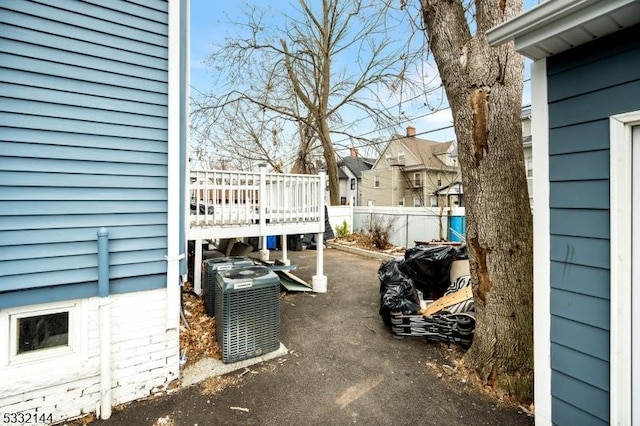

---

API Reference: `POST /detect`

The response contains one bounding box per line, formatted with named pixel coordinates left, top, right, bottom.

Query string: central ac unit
left=202, top=256, right=254, bottom=317
left=215, top=266, right=281, bottom=363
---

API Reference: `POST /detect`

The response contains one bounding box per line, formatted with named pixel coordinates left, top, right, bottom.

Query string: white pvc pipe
left=99, top=298, right=111, bottom=419
left=165, top=0, right=183, bottom=328
left=97, top=228, right=111, bottom=420
left=194, top=239, right=203, bottom=295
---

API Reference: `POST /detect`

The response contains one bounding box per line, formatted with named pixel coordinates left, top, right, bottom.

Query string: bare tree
left=191, top=100, right=295, bottom=171
left=193, top=0, right=421, bottom=204
left=290, top=117, right=320, bottom=174
left=416, top=0, right=533, bottom=402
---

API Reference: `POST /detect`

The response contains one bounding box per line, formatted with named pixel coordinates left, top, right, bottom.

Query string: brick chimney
left=406, top=126, right=416, bottom=137
left=349, top=147, right=359, bottom=157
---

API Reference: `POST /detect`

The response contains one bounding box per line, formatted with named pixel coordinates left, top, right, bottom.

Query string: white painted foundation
left=0, top=288, right=180, bottom=424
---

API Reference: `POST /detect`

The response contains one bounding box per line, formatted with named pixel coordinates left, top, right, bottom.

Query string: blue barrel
left=449, top=216, right=466, bottom=242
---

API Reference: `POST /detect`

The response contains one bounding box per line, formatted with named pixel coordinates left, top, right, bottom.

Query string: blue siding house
left=488, top=1, right=640, bottom=425
left=0, top=0, right=188, bottom=422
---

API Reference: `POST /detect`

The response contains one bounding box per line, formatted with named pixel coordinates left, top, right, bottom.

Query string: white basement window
left=5, top=301, right=82, bottom=365
left=18, top=311, right=69, bottom=353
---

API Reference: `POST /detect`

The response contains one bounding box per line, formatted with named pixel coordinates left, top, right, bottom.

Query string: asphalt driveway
left=89, top=247, right=533, bottom=426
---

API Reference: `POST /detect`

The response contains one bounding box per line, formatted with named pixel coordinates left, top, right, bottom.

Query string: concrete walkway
left=90, top=247, right=534, bottom=426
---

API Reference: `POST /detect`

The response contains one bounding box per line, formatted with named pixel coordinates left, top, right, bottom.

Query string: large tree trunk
left=420, top=0, right=533, bottom=402
left=317, top=0, right=339, bottom=206
left=318, top=119, right=340, bottom=205
left=291, top=121, right=317, bottom=174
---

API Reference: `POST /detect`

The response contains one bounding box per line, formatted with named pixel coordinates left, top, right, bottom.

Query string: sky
left=189, top=1, right=539, bottom=151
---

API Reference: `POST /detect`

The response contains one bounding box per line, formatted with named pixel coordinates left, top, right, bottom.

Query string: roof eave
left=487, top=0, right=640, bottom=59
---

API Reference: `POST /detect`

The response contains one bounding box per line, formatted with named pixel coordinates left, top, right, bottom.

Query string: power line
left=191, top=76, right=533, bottom=163
left=332, top=84, right=445, bottom=132
left=338, top=102, right=533, bottom=153
left=331, top=78, right=532, bottom=147
left=332, top=105, right=452, bottom=146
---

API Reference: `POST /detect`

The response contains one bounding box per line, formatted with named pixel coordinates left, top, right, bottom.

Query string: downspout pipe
left=97, top=227, right=112, bottom=420
left=165, top=0, right=184, bottom=329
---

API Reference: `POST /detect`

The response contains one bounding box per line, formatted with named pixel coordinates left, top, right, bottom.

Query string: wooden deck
left=187, top=166, right=327, bottom=294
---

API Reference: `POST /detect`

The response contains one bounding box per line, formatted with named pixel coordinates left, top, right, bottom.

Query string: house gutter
left=487, top=0, right=638, bottom=58
left=97, top=228, right=111, bottom=420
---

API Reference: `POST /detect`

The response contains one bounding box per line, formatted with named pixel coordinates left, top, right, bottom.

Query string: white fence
left=327, top=206, right=466, bottom=248
left=326, top=206, right=352, bottom=235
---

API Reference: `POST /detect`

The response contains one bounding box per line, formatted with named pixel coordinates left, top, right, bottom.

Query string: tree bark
left=420, top=0, right=533, bottom=402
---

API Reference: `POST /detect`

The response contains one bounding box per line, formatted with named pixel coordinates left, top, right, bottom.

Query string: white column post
left=281, top=234, right=290, bottom=265
left=312, top=172, right=327, bottom=292
left=259, top=164, right=269, bottom=261
left=531, top=58, right=552, bottom=425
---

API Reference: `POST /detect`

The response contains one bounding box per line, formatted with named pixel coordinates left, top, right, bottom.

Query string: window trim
left=373, top=175, right=380, bottom=188
left=1, top=299, right=86, bottom=367
left=609, top=110, right=640, bottom=425
left=526, top=158, right=534, bottom=177
left=16, top=309, right=70, bottom=355
left=413, top=172, right=421, bottom=187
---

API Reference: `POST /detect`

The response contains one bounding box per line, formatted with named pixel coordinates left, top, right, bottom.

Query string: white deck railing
left=187, top=166, right=327, bottom=294
left=189, top=168, right=323, bottom=233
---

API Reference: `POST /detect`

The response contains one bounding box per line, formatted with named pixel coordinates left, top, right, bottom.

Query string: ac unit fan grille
left=215, top=274, right=280, bottom=364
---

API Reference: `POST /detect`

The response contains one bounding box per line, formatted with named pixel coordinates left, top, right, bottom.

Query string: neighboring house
left=0, top=1, right=188, bottom=423
left=488, top=2, right=640, bottom=425
left=434, top=181, right=464, bottom=208
left=436, top=108, right=533, bottom=207
left=336, top=148, right=375, bottom=206
left=361, top=126, right=459, bottom=207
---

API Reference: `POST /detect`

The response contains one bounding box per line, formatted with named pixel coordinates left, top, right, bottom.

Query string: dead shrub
left=364, top=214, right=397, bottom=250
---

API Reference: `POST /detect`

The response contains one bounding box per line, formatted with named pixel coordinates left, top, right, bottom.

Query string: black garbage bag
left=378, top=259, right=421, bottom=326
left=454, top=243, right=468, bottom=259
left=302, top=233, right=316, bottom=249
left=323, top=205, right=336, bottom=241
left=400, top=245, right=457, bottom=300
left=303, top=206, right=336, bottom=250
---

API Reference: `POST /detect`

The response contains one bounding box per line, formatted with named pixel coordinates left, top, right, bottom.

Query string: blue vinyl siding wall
left=0, top=0, right=170, bottom=308
left=547, top=24, right=640, bottom=425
